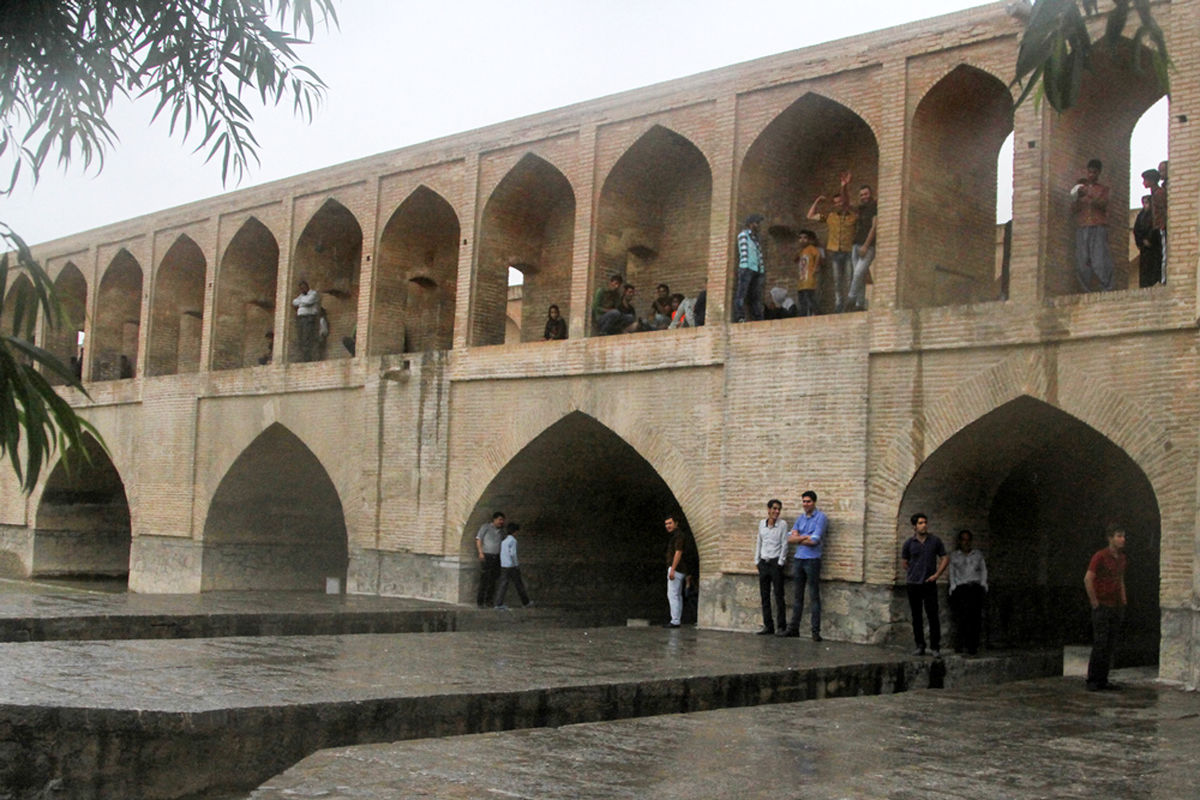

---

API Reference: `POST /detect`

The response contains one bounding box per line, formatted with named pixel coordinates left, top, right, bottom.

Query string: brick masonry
left=2, top=1, right=1199, bottom=686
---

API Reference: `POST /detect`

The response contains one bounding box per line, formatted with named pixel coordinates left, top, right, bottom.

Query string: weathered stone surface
left=0, top=626, right=1057, bottom=799
left=252, top=675, right=1200, bottom=800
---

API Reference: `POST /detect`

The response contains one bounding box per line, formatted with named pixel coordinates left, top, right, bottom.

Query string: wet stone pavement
left=250, top=674, right=1200, bottom=800
left=0, top=619, right=1056, bottom=799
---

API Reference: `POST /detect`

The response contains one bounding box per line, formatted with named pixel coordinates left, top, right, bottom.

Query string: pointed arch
left=737, top=93, right=878, bottom=313
left=594, top=126, right=711, bottom=334
left=473, top=154, right=575, bottom=346
left=898, top=396, right=1160, bottom=663
left=33, top=433, right=131, bottom=581
left=92, top=249, right=142, bottom=380
left=148, top=234, right=206, bottom=376
left=201, top=422, right=347, bottom=591
left=372, top=185, right=461, bottom=355
left=213, top=217, right=279, bottom=370
left=460, top=411, right=692, bottom=620
left=45, top=263, right=87, bottom=385
left=2, top=273, right=36, bottom=354
left=291, top=199, right=362, bottom=362
left=903, top=64, right=1012, bottom=308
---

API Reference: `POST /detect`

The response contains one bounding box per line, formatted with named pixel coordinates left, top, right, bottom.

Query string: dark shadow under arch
left=34, top=434, right=131, bottom=582
left=202, top=423, right=348, bottom=591
left=461, top=411, right=694, bottom=621
left=148, top=234, right=206, bottom=377
left=900, top=396, right=1160, bottom=664
left=213, top=217, right=279, bottom=370
left=92, top=249, right=142, bottom=381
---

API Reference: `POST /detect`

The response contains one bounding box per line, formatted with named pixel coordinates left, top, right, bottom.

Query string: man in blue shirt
left=780, top=490, right=826, bottom=642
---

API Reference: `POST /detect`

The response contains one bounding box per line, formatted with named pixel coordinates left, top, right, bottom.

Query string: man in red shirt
left=1084, top=525, right=1127, bottom=691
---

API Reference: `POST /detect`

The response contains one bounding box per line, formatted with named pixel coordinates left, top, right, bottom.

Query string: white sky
left=0, top=0, right=1168, bottom=247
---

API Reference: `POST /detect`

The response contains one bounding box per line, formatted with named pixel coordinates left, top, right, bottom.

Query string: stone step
left=0, top=627, right=1060, bottom=799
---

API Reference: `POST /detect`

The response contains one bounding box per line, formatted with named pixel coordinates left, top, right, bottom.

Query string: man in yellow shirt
left=795, top=229, right=823, bottom=317
left=806, top=172, right=856, bottom=312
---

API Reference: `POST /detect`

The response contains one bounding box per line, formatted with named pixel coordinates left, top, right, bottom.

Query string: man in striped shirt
left=733, top=213, right=766, bottom=323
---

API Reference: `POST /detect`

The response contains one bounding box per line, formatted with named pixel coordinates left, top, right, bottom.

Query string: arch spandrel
left=736, top=86, right=882, bottom=164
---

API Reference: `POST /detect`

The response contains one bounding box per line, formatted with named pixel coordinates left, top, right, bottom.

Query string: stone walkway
left=250, top=673, right=1200, bottom=799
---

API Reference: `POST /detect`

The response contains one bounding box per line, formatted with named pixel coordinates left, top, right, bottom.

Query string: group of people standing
left=474, top=511, right=532, bottom=610
left=1073, top=157, right=1169, bottom=292
left=749, top=499, right=987, bottom=657
left=735, top=171, right=878, bottom=322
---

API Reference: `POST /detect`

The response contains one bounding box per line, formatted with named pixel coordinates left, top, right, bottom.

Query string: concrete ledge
left=0, top=628, right=1061, bottom=799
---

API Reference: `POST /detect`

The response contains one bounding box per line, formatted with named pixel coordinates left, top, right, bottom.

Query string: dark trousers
left=790, top=558, right=822, bottom=634
left=950, top=583, right=985, bottom=653
left=757, top=560, right=786, bottom=631
left=477, top=554, right=500, bottom=606
left=906, top=582, right=940, bottom=650
left=495, top=566, right=529, bottom=607
left=1087, top=605, right=1123, bottom=687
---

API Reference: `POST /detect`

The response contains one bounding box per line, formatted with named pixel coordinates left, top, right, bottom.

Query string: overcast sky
left=1, top=0, right=1167, bottom=247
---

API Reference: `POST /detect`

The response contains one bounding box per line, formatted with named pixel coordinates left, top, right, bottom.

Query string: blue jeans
left=827, top=250, right=852, bottom=311
left=848, top=244, right=875, bottom=310
left=733, top=268, right=764, bottom=322
left=791, top=557, right=821, bottom=634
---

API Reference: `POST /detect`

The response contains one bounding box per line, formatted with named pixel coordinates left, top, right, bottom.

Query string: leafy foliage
left=1012, top=0, right=1170, bottom=111
left=0, top=0, right=338, bottom=191
left=0, top=1, right=337, bottom=492
left=0, top=224, right=98, bottom=492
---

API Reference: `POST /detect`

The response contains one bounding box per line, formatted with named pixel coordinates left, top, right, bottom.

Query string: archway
left=46, top=263, right=87, bottom=385
left=899, top=396, right=1160, bottom=665
left=201, top=423, right=347, bottom=591
left=33, top=434, right=131, bottom=583
left=213, top=217, right=279, bottom=370
left=372, top=186, right=460, bottom=355
left=148, top=234, right=206, bottom=376
left=92, top=249, right=142, bottom=380
left=291, top=199, right=363, bottom=362
left=461, top=411, right=693, bottom=621
left=738, top=94, right=878, bottom=314
left=594, top=126, right=711, bottom=333
left=903, top=65, right=1013, bottom=308
left=1045, top=41, right=1165, bottom=296
left=473, top=154, right=575, bottom=346
left=2, top=274, right=35, bottom=366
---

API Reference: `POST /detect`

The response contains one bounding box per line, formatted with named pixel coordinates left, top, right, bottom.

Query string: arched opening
left=461, top=412, right=693, bottom=621
left=33, top=434, right=131, bottom=585
left=2, top=274, right=35, bottom=366
left=594, top=126, right=711, bottom=333
left=372, top=186, right=460, bottom=355
left=904, top=65, right=1013, bottom=308
left=291, top=199, right=363, bottom=362
left=92, top=249, right=142, bottom=381
left=148, top=234, right=206, bottom=376
left=473, top=154, right=575, bottom=346
left=201, top=423, right=347, bottom=591
left=1045, top=42, right=1165, bottom=296
left=738, top=94, right=877, bottom=315
left=899, top=396, right=1160, bottom=665
left=1128, top=96, right=1169, bottom=288
left=503, top=267, right=524, bottom=344
left=45, top=263, right=87, bottom=385
left=212, top=218, right=279, bottom=370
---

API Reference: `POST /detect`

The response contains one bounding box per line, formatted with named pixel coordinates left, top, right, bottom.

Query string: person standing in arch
left=948, top=529, right=987, bottom=655
left=1071, top=158, right=1113, bottom=292
left=475, top=511, right=505, bottom=608
left=733, top=213, right=766, bottom=323
left=1084, top=524, right=1127, bottom=691
left=292, top=279, right=321, bottom=361
left=663, top=513, right=697, bottom=628
left=901, top=512, right=948, bottom=657
left=846, top=177, right=877, bottom=311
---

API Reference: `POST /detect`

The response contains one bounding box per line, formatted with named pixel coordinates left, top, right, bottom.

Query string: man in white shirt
left=292, top=280, right=321, bottom=362
left=754, top=499, right=789, bottom=635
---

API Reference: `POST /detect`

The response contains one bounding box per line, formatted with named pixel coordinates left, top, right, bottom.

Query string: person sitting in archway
left=649, top=283, right=674, bottom=330
left=764, top=287, right=796, bottom=320
left=592, top=273, right=623, bottom=334
left=543, top=304, right=567, bottom=340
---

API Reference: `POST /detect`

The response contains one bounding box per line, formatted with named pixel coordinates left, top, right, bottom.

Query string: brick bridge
left=2, top=2, right=1198, bottom=685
